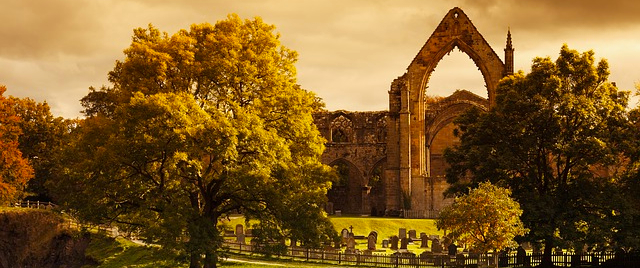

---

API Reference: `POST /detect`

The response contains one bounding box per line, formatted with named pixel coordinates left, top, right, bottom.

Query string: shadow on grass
left=83, top=233, right=187, bottom=268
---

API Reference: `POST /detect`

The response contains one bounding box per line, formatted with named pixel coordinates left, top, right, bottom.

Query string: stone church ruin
left=314, top=7, right=514, bottom=217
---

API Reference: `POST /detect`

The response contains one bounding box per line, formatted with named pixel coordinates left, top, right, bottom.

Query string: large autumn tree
left=445, top=45, right=630, bottom=267
left=0, top=86, right=34, bottom=204
left=52, top=15, right=335, bottom=268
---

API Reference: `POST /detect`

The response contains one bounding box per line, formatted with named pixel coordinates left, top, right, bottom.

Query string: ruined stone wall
left=313, top=111, right=388, bottom=215
left=314, top=7, right=509, bottom=217
left=314, top=91, right=487, bottom=216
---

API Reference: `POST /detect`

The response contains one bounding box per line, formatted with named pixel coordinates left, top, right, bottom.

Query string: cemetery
left=220, top=221, right=622, bottom=267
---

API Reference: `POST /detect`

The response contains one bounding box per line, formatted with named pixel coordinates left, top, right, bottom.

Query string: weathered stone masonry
left=314, top=7, right=514, bottom=217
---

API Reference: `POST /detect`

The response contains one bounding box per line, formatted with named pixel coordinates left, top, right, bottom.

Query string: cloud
left=1, top=0, right=639, bottom=118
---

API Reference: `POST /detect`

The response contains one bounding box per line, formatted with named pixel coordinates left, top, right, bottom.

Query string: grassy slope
left=83, top=233, right=186, bottom=268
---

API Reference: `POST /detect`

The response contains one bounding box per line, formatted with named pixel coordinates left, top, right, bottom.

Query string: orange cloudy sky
left=2, top=0, right=640, bottom=118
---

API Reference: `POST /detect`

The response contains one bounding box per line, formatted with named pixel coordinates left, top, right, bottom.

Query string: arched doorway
left=368, top=159, right=386, bottom=216
left=327, top=159, right=364, bottom=214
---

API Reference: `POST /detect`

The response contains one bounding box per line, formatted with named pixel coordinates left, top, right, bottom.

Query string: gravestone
left=382, top=239, right=389, bottom=248
left=341, top=228, right=349, bottom=244
left=390, top=236, right=399, bottom=250
left=346, top=237, right=356, bottom=253
left=420, top=234, right=429, bottom=248
left=399, top=228, right=407, bottom=239
left=367, top=233, right=376, bottom=250
left=368, top=231, right=378, bottom=242
left=431, top=239, right=443, bottom=253
left=448, top=243, right=457, bottom=256
left=408, top=230, right=417, bottom=240
left=235, top=224, right=244, bottom=235
left=236, top=233, right=245, bottom=244
left=400, top=237, right=409, bottom=249
left=290, top=238, right=297, bottom=247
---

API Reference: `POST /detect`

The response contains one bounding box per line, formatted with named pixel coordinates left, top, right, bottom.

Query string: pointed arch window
left=330, top=115, right=353, bottom=143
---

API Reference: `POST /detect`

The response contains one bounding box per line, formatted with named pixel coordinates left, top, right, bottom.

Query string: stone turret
left=504, top=28, right=514, bottom=76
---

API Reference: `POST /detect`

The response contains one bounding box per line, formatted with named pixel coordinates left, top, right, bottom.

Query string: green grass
left=83, top=233, right=187, bottom=268
left=330, top=216, right=441, bottom=241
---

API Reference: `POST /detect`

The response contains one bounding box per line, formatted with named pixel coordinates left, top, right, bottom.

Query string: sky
left=2, top=0, right=640, bottom=118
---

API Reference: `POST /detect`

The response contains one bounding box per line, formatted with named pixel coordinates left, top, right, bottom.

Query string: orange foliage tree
left=0, top=85, right=34, bottom=204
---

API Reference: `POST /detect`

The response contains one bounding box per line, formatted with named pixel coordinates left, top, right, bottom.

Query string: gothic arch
left=368, top=158, right=387, bottom=216
left=425, top=91, right=489, bottom=147
left=386, top=7, right=511, bottom=212
left=330, top=114, right=354, bottom=143
left=408, top=7, right=505, bottom=106
left=327, top=158, right=365, bottom=214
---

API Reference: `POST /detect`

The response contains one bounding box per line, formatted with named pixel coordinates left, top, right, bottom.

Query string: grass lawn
left=84, top=233, right=187, bottom=268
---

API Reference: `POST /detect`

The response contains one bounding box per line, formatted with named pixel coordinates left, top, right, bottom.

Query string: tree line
left=1, top=14, right=640, bottom=268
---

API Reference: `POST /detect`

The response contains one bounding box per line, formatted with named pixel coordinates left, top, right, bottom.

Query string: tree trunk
left=189, top=252, right=201, bottom=268
left=203, top=252, right=216, bottom=268
left=541, top=239, right=554, bottom=268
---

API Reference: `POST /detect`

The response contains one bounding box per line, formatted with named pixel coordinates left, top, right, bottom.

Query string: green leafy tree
left=6, top=96, right=73, bottom=201
left=612, top=84, right=640, bottom=251
left=52, top=14, right=335, bottom=268
left=437, top=182, right=526, bottom=253
left=445, top=45, right=630, bottom=267
left=437, top=182, right=526, bottom=268
left=0, top=85, right=34, bottom=204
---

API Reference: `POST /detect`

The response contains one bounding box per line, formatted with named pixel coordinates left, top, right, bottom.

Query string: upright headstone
left=367, top=233, right=376, bottom=250
left=400, top=237, right=409, bottom=249
left=341, top=228, right=349, bottom=244
left=382, top=239, right=389, bottom=248
left=399, top=228, right=407, bottom=239
left=368, top=231, right=378, bottom=243
left=408, top=230, right=417, bottom=240
left=235, top=225, right=244, bottom=244
left=236, top=233, right=246, bottom=244
left=390, top=235, right=399, bottom=250
left=346, top=237, right=356, bottom=253
left=448, top=243, right=457, bottom=256
left=290, top=238, right=297, bottom=247
left=431, top=239, right=443, bottom=253
left=420, top=234, right=429, bottom=248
